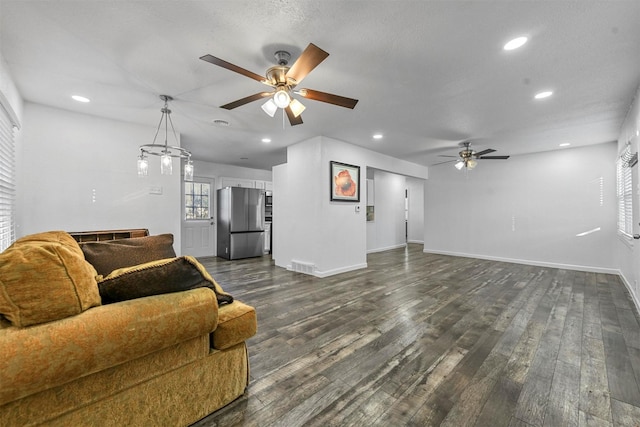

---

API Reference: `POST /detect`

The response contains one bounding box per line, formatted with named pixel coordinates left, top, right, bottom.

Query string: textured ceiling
left=2, top=0, right=639, bottom=170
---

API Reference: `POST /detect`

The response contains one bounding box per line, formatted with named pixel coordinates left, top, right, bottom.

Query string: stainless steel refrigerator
left=217, top=187, right=265, bottom=260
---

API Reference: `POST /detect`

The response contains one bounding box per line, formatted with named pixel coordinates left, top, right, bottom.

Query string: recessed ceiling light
left=559, top=143, right=571, bottom=147
left=71, top=95, right=90, bottom=103
left=373, top=133, right=383, bottom=140
left=504, top=36, right=528, bottom=51
left=261, top=138, right=271, bottom=143
left=534, top=91, right=553, bottom=99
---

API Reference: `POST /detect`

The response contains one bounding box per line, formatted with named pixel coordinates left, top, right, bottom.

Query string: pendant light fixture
left=137, top=95, right=193, bottom=181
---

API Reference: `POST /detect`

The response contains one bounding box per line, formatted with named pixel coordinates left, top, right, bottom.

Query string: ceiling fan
left=200, top=43, right=359, bottom=126
left=438, top=141, right=510, bottom=170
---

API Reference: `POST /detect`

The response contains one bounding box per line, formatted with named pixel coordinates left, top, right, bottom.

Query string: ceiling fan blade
left=479, top=155, right=510, bottom=159
left=286, top=43, right=329, bottom=84
left=297, top=88, right=359, bottom=109
left=474, top=149, right=496, bottom=157
left=220, top=92, right=273, bottom=110
left=200, top=54, right=270, bottom=85
left=432, top=159, right=457, bottom=166
left=285, top=106, right=304, bottom=126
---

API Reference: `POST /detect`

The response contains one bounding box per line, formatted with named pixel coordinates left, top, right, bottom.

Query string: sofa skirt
left=0, top=340, right=249, bottom=427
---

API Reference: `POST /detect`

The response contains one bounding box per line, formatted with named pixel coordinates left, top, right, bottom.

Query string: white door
left=182, top=178, right=215, bottom=257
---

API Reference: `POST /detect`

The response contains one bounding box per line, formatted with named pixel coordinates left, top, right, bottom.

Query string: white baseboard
left=367, top=243, right=406, bottom=254
left=407, top=239, right=424, bottom=244
left=312, top=263, right=368, bottom=278
left=286, top=262, right=368, bottom=278
left=422, top=248, right=619, bottom=275
left=617, top=270, right=640, bottom=314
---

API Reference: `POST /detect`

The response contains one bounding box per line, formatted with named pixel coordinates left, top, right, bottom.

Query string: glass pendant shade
left=161, top=153, right=173, bottom=175
left=454, top=161, right=464, bottom=170
left=289, top=98, right=306, bottom=118
left=137, top=155, right=149, bottom=177
left=184, top=160, right=194, bottom=181
left=467, top=159, right=478, bottom=170
left=261, top=99, right=278, bottom=117
left=273, top=89, right=291, bottom=109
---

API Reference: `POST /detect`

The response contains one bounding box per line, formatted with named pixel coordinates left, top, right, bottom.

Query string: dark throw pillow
left=80, top=234, right=176, bottom=276
left=97, top=256, right=234, bottom=307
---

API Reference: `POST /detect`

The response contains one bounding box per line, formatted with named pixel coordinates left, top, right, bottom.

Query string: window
left=184, top=181, right=210, bottom=220
left=0, top=97, right=18, bottom=252
left=616, top=143, right=634, bottom=239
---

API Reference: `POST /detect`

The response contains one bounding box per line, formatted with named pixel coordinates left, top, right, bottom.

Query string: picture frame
left=330, top=161, right=360, bottom=202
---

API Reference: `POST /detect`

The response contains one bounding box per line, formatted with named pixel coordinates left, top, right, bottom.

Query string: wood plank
left=610, top=397, right=640, bottom=427
left=602, top=328, right=640, bottom=406
left=580, top=337, right=613, bottom=423
left=542, top=359, right=580, bottom=427
left=577, top=410, right=613, bottom=427
left=474, top=376, right=522, bottom=427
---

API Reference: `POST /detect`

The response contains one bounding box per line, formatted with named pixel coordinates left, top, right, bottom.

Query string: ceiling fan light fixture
left=289, top=98, right=306, bottom=118
left=273, top=89, right=291, bottom=109
left=261, top=99, right=278, bottom=117
left=454, top=161, right=464, bottom=170
left=467, top=159, right=478, bottom=169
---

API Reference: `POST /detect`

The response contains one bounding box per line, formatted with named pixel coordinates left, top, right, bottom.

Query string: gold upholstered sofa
left=0, top=231, right=257, bottom=426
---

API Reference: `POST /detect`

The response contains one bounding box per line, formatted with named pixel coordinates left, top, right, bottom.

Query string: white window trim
left=0, top=91, right=20, bottom=252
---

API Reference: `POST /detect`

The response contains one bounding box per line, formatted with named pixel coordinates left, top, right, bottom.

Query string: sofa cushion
left=211, top=301, right=257, bottom=350
left=80, top=234, right=177, bottom=276
left=97, top=256, right=233, bottom=306
left=0, top=231, right=101, bottom=327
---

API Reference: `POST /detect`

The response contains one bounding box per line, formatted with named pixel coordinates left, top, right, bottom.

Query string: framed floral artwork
left=330, top=161, right=360, bottom=202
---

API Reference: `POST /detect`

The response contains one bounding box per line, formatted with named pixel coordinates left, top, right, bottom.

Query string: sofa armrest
left=0, top=288, right=218, bottom=406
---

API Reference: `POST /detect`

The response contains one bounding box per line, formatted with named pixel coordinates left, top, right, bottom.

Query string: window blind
left=0, top=104, right=16, bottom=251
left=616, top=144, right=634, bottom=238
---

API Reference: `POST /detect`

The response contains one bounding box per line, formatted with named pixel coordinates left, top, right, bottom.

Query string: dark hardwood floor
left=192, top=244, right=640, bottom=427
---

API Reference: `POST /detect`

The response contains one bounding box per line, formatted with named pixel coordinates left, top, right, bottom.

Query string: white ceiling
left=2, top=1, right=639, bottom=170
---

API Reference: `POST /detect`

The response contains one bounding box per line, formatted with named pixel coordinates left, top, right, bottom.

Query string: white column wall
left=273, top=136, right=428, bottom=277
left=18, top=103, right=181, bottom=248
left=407, top=177, right=425, bottom=244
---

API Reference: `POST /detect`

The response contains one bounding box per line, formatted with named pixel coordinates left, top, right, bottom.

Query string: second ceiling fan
left=438, top=142, right=510, bottom=170
left=200, top=43, right=359, bottom=126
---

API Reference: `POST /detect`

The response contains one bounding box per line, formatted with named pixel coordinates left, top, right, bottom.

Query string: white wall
left=407, top=177, right=425, bottom=244
left=0, top=53, right=23, bottom=125
left=191, top=160, right=272, bottom=187
left=366, top=169, right=407, bottom=253
left=425, top=142, right=617, bottom=273
left=18, top=103, right=182, bottom=248
left=615, top=84, right=640, bottom=309
left=273, top=136, right=428, bottom=277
